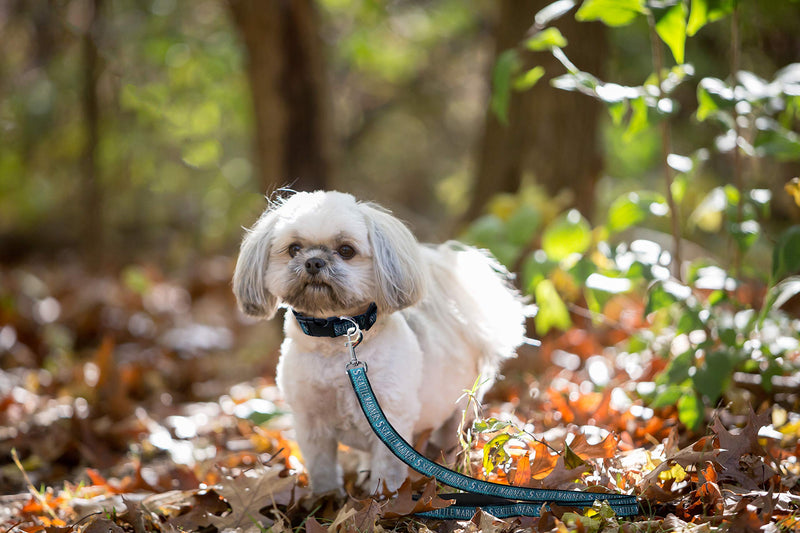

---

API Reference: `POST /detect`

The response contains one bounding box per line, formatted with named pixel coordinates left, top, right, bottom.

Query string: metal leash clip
left=340, top=316, right=367, bottom=371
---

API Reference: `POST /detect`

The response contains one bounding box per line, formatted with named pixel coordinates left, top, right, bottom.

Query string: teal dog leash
left=340, top=319, right=639, bottom=520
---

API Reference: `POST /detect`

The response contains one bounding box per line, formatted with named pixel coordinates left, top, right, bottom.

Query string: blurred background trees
left=0, top=0, right=798, bottom=269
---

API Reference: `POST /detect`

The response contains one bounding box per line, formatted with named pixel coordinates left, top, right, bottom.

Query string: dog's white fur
left=233, top=191, right=526, bottom=493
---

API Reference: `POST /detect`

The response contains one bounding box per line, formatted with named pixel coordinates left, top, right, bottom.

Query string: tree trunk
left=467, top=0, right=606, bottom=221
left=229, top=0, right=333, bottom=194
left=81, top=0, right=103, bottom=265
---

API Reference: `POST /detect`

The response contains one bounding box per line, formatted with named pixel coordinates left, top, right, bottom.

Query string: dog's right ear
left=233, top=209, right=279, bottom=319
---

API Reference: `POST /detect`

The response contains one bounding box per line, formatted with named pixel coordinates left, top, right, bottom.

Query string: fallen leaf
left=208, top=464, right=296, bottom=532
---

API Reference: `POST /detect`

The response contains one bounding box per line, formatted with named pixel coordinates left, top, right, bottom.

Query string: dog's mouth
left=305, top=281, right=331, bottom=292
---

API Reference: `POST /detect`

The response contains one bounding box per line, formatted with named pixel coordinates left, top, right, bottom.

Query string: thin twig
left=730, top=3, right=744, bottom=279
left=647, top=13, right=683, bottom=281
left=11, top=448, right=59, bottom=521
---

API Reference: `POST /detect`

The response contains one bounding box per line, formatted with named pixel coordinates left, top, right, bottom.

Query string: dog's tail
left=422, top=242, right=530, bottom=371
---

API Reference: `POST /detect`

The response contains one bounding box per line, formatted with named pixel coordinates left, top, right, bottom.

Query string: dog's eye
left=288, top=243, right=302, bottom=258
left=337, top=244, right=356, bottom=260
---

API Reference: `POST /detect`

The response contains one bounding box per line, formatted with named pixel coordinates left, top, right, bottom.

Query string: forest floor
left=1, top=258, right=799, bottom=532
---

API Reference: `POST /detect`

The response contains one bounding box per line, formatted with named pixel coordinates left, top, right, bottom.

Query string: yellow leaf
left=785, top=177, right=800, bottom=207
left=658, top=462, right=687, bottom=483
left=483, top=434, right=512, bottom=474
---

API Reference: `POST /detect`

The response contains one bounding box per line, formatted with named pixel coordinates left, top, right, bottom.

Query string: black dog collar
left=292, top=302, right=378, bottom=338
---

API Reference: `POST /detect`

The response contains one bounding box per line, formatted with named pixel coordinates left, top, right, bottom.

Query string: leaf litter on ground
left=1, top=260, right=799, bottom=532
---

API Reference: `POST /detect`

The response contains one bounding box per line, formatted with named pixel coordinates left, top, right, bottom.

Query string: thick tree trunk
left=229, top=0, right=333, bottom=194
left=467, top=0, right=606, bottom=221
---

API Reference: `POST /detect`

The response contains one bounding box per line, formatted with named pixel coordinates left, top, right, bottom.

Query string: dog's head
left=233, top=191, right=425, bottom=319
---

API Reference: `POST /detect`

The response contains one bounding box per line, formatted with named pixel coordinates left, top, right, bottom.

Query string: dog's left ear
left=360, top=203, right=425, bottom=312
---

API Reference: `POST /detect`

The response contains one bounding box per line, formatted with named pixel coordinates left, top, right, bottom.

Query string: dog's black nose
left=305, top=257, right=326, bottom=274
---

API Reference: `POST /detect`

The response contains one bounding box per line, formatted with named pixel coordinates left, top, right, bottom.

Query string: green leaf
left=541, top=209, right=592, bottom=261
left=506, top=204, right=542, bottom=246
left=534, top=279, right=572, bottom=334
left=623, top=96, right=649, bottom=142
left=772, top=225, right=800, bottom=280
left=463, top=214, right=506, bottom=246
left=524, top=28, right=568, bottom=51
left=607, top=99, right=629, bottom=126
left=692, top=350, right=736, bottom=404
left=182, top=139, right=221, bottom=168
left=575, top=0, right=647, bottom=27
left=607, top=191, right=668, bottom=233
left=473, top=418, right=513, bottom=434
left=677, top=392, right=703, bottom=430
left=491, top=50, right=521, bottom=126
left=645, top=280, right=691, bottom=315
left=513, top=66, right=546, bottom=91
left=650, top=384, right=683, bottom=408
left=483, top=434, right=512, bottom=474
left=655, top=3, right=688, bottom=65
left=687, top=0, right=735, bottom=37
left=729, top=220, right=760, bottom=253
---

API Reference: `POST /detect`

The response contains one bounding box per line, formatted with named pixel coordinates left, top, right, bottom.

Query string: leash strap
left=347, top=366, right=639, bottom=519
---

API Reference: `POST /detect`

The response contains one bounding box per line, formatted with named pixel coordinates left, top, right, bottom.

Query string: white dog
left=233, top=191, right=526, bottom=494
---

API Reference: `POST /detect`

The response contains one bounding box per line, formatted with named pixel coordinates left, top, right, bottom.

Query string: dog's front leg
left=294, top=416, right=342, bottom=494
left=369, top=436, right=409, bottom=493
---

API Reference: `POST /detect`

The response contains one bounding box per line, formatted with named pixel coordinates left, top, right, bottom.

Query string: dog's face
left=233, top=191, right=425, bottom=319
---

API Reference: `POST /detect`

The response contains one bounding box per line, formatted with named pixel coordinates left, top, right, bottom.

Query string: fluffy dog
left=233, top=191, right=526, bottom=494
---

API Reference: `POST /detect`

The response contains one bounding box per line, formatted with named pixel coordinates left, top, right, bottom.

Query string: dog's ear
left=360, top=203, right=425, bottom=312
left=233, top=208, right=279, bottom=319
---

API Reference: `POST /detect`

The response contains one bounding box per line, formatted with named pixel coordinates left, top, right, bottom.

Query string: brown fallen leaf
left=568, top=432, right=619, bottom=460
left=208, top=463, right=296, bottom=533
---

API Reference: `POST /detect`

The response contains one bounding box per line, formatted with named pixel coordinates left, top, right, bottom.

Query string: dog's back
left=402, top=242, right=527, bottom=434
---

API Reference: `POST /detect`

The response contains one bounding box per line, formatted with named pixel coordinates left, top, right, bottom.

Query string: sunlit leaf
left=513, top=66, right=546, bottom=91
left=575, top=0, right=646, bottom=27
left=513, top=454, right=532, bottom=486
left=535, top=0, right=577, bottom=27
left=483, top=433, right=512, bottom=474
left=541, top=209, right=592, bottom=261
left=687, top=0, right=735, bottom=36
left=677, top=392, right=703, bottom=430
left=623, top=96, right=649, bottom=142
left=657, top=462, right=688, bottom=482
left=534, top=279, right=572, bottom=334
left=786, top=178, right=800, bottom=207
left=607, top=191, right=668, bottom=233
left=768, top=276, right=800, bottom=311
left=654, top=3, right=688, bottom=65
left=524, top=28, right=568, bottom=51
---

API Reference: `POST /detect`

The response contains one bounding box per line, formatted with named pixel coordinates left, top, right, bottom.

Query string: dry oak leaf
left=382, top=478, right=452, bottom=518
left=208, top=464, right=296, bottom=533
left=712, top=408, right=779, bottom=489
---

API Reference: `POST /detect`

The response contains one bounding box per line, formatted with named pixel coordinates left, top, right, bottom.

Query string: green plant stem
left=647, top=14, right=682, bottom=281
left=731, top=2, right=744, bottom=279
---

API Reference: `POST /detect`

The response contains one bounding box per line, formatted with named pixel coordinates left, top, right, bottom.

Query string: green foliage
left=470, top=0, right=800, bottom=433
left=575, top=0, right=646, bottom=27
left=654, top=2, right=688, bottom=65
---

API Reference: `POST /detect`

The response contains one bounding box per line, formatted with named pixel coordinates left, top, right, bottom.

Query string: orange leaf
left=529, top=440, right=558, bottom=480
left=512, top=453, right=531, bottom=486
left=569, top=432, right=619, bottom=460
